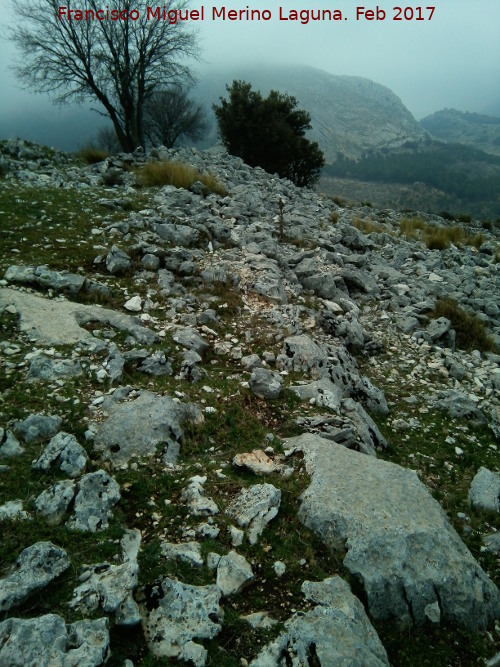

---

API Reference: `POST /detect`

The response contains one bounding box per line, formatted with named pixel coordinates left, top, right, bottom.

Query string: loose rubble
left=0, top=138, right=499, bottom=664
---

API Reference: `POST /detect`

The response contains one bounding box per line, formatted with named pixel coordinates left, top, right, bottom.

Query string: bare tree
left=144, top=85, right=207, bottom=148
left=9, top=0, right=199, bottom=151
left=95, top=126, right=121, bottom=154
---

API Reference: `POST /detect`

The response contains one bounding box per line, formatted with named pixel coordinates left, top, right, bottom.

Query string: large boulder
left=0, top=614, right=109, bottom=667
left=250, top=576, right=388, bottom=667
left=0, top=542, right=70, bottom=612
left=289, top=433, right=500, bottom=629
left=93, top=391, right=185, bottom=466
left=143, top=578, right=223, bottom=665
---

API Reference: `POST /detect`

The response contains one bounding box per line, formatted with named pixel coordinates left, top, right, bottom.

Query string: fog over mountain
left=0, top=0, right=499, bottom=150
left=193, top=64, right=428, bottom=162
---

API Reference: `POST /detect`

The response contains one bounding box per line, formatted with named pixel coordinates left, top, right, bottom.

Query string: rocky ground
left=0, top=138, right=500, bottom=666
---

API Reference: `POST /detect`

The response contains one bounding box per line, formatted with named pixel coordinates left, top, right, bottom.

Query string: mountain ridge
left=193, top=63, right=428, bottom=162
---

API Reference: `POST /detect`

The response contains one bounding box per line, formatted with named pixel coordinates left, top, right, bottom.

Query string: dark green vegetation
left=323, top=142, right=500, bottom=219
left=420, top=108, right=500, bottom=156
left=214, top=80, right=325, bottom=187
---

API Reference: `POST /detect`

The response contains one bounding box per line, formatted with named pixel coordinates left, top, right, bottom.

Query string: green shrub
left=431, top=299, right=496, bottom=352
left=137, top=160, right=227, bottom=196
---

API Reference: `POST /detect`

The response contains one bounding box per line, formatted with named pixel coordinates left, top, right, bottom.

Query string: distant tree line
left=324, top=143, right=500, bottom=202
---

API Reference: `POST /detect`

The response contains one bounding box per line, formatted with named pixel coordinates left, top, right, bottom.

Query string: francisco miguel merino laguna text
left=57, top=6, right=347, bottom=24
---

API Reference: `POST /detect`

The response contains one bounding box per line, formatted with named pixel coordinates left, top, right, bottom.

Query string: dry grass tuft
left=137, top=160, right=227, bottom=196
left=353, top=217, right=391, bottom=235
left=400, top=217, right=484, bottom=250
left=431, top=299, right=496, bottom=352
left=78, top=147, right=109, bottom=164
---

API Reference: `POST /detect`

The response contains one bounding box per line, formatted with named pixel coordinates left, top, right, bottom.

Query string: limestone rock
left=216, top=550, right=254, bottom=596
left=28, top=355, right=83, bottom=381
left=138, top=350, right=173, bottom=376
left=32, top=431, right=87, bottom=478
left=161, top=541, right=204, bottom=567
left=435, top=390, right=487, bottom=425
left=35, top=479, right=76, bottom=525
left=173, top=326, right=209, bottom=356
left=106, top=245, right=131, bottom=274
left=0, top=542, right=70, bottom=612
left=469, top=467, right=500, bottom=513
left=181, top=475, right=219, bottom=516
left=155, top=222, right=199, bottom=247
left=93, top=390, right=185, bottom=466
left=0, top=430, right=24, bottom=458
left=249, top=368, right=284, bottom=400
left=143, top=578, right=223, bottom=665
left=233, top=450, right=277, bottom=475
left=14, top=413, right=61, bottom=443
left=70, top=561, right=139, bottom=625
left=250, top=576, right=388, bottom=667
left=5, top=264, right=86, bottom=296
left=291, top=378, right=342, bottom=412
left=227, top=483, right=281, bottom=545
left=290, top=433, right=500, bottom=629
left=67, top=470, right=120, bottom=532
left=0, top=287, right=156, bottom=349
left=277, top=335, right=328, bottom=378
left=0, top=615, right=109, bottom=667
left=0, top=500, right=30, bottom=522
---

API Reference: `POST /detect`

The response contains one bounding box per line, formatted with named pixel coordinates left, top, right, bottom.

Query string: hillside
left=0, top=139, right=500, bottom=666
left=322, top=141, right=500, bottom=219
left=421, top=108, right=500, bottom=156
left=193, top=64, right=427, bottom=162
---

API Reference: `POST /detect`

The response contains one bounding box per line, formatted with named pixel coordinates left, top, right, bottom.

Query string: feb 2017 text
left=57, top=6, right=436, bottom=24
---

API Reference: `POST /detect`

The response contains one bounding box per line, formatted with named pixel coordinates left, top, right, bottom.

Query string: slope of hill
left=193, top=64, right=427, bottom=162
left=1, top=139, right=500, bottom=665
left=322, top=141, right=500, bottom=219
left=421, top=108, right=500, bottom=156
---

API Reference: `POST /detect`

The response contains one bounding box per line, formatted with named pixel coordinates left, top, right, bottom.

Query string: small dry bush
left=138, top=160, right=227, bottom=196
left=399, top=217, right=428, bottom=239
left=330, top=211, right=339, bottom=224
left=400, top=218, right=484, bottom=250
left=354, top=217, right=389, bottom=235
left=431, top=299, right=495, bottom=352
left=78, top=146, right=109, bottom=164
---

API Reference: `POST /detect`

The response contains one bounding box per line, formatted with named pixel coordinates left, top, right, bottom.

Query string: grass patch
left=0, top=184, right=148, bottom=278
left=78, top=146, right=109, bottom=164
left=137, top=160, right=227, bottom=196
left=399, top=217, right=485, bottom=250
left=353, top=216, right=391, bottom=236
left=430, top=299, right=496, bottom=352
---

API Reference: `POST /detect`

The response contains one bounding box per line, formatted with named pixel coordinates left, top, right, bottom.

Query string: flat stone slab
left=0, top=287, right=157, bottom=349
left=250, top=576, right=388, bottom=667
left=227, top=483, right=281, bottom=545
left=93, top=391, right=185, bottom=466
left=0, top=542, right=70, bottom=612
left=0, top=614, right=109, bottom=667
left=143, top=578, right=223, bottom=665
left=288, top=433, right=500, bottom=629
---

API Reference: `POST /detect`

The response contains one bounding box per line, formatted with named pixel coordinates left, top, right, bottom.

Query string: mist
left=1, top=0, right=499, bottom=151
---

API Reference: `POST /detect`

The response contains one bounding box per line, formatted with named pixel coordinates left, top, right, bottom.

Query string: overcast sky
left=1, top=0, right=499, bottom=150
